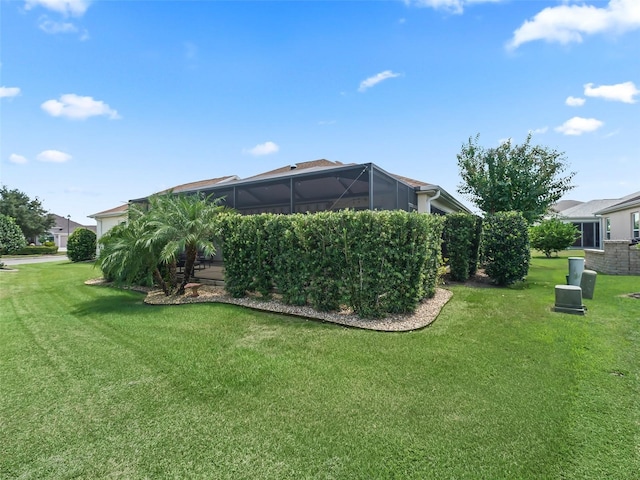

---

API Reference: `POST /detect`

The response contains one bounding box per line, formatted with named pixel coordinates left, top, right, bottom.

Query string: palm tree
left=96, top=205, right=174, bottom=295
left=146, top=192, right=224, bottom=295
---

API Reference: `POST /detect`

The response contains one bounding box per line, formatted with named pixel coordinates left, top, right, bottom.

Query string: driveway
left=1, top=255, right=68, bottom=266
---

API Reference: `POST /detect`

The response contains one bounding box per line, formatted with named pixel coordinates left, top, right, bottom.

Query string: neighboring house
left=90, top=160, right=471, bottom=242
left=43, top=214, right=97, bottom=249
left=553, top=191, right=640, bottom=249
left=594, top=193, right=640, bottom=242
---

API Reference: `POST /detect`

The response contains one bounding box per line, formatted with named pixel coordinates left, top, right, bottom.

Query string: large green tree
left=457, top=134, right=576, bottom=224
left=0, top=186, right=56, bottom=243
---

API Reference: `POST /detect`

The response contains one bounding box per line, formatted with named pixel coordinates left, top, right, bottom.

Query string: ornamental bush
left=67, top=228, right=97, bottom=262
left=529, top=218, right=580, bottom=258
left=482, top=211, right=530, bottom=286
left=443, top=213, right=482, bottom=282
left=0, top=214, right=26, bottom=255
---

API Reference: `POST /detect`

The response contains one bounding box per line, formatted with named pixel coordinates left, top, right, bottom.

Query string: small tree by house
left=529, top=218, right=580, bottom=258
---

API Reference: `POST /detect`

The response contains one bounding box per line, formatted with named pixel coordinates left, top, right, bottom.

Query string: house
left=43, top=214, right=97, bottom=250
left=553, top=191, right=640, bottom=249
left=90, top=160, right=471, bottom=241
left=594, top=192, right=640, bottom=242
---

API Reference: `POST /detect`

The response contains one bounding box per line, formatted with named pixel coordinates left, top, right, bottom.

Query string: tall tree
left=457, top=134, right=576, bottom=224
left=0, top=186, right=56, bottom=242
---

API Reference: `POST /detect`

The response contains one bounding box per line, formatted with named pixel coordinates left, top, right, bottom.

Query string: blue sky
left=1, top=0, right=639, bottom=224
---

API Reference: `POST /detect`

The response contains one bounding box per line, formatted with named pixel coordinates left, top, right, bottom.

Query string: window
left=605, top=218, right=611, bottom=240
left=633, top=212, right=639, bottom=238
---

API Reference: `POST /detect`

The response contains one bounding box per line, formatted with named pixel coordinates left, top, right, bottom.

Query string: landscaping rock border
left=85, top=278, right=452, bottom=332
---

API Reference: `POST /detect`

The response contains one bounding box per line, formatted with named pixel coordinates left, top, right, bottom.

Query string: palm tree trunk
left=178, top=245, right=198, bottom=295
left=153, top=268, right=171, bottom=296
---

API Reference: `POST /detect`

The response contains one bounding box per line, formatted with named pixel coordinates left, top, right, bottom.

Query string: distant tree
left=0, top=186, right=55, bottom=243
left=457, top=133, right=576, bottom=224
left=529, top=218, right=580, bottom=258
left=0, top=214, right=27, bottom=256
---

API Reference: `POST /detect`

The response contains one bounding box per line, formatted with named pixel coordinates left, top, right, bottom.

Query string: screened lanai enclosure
left=195, top=163, right=418, bottom=215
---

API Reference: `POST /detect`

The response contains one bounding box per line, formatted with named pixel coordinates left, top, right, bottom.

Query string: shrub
left=220, top=210, right=444, bottom=318
left=482, top=211, right=530, bottom=286
left=529, top=218, right=580, bottom=258
left=0, top=214, right=26, bottom=255
left=67, top=228, right=97, bottom=262
left=443, top=213, right=482, bottom=282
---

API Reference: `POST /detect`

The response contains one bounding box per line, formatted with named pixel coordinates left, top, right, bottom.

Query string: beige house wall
left=602, top=205, right=640, bottom=240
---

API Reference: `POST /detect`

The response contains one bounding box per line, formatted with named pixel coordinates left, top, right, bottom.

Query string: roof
left=558, top=199, right=621, bottom=219
left=594, top=191, right=640, bottom=215
left=93, top=159, right=467, bottom=216
left=50, top=213, right=96, bottom=231
left=244, top=159, right=351, bottom=180
left=88, top=204, right=129, bottom=218
left=156, top=175, right=239, bottom=194
left=551, top=199, right=583, bottom=213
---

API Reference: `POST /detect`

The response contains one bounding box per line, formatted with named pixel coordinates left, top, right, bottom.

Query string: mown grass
left=1, top=255, right=638, bottom=479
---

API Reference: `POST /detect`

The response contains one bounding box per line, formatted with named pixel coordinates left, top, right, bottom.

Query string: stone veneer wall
left=585, top=240, right=640, bottom=275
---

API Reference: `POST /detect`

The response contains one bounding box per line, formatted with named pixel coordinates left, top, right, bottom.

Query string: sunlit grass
left=1, top=257, right=638, bottom=479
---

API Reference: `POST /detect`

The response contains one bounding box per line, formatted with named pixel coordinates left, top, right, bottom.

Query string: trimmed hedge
left=443, top=213, right=482, bottom=281
left=219, top=210, right=444, bottom=318
left=482, top=211, right=530, bottom=286
left=13, top=245, right=59, bottom=255
left=67, top=228, right=97, bottom=262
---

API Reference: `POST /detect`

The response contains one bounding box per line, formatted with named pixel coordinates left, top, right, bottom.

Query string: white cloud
left=37, top=150, right=72, bottom=163
left=9, top=154, right=28, bottom=164
left=565, top=96, right=586, bottom=107
left=555, top=117, right=604, bottom=136
left=358, top=70, right=401, bottom=92
left=531, top=126, right=549, bottom=134
left=584, top=81, right=639, bottom=103
left=244, top=141, right=279, bottom=156
left=38, top=18, right=78, bottom=34
left=24, top=0, right=90, bottom=17
left=507, top=0, right=640, bottom=50
left=41, top=94, right=121, bottom=120
left=0, top=86, right=21, bottom=98
left=405, top=0, right=503, bottom=15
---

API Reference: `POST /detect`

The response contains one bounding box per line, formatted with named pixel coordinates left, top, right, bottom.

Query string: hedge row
left=13, top=245, right=59, bottom=255
left=219, top=210, right=444, bottom=318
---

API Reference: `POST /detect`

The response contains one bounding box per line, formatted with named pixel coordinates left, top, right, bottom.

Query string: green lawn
left=1, top=255, right=638, bottom=479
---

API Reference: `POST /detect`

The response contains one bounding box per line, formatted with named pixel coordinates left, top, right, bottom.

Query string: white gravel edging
left=86, top=279, right=452, bottom=332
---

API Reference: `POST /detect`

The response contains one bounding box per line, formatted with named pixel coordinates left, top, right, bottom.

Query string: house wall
left=602, top=205, right=640, bottom=240
left=95, top=214, right=127, bottom=242
left=585, top=240, right=640, bottom=275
